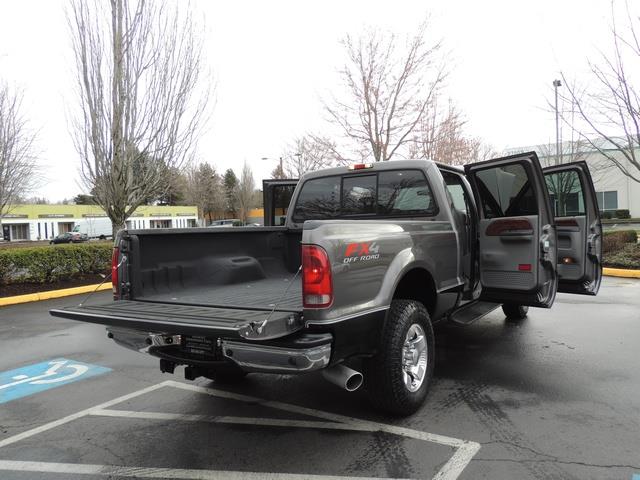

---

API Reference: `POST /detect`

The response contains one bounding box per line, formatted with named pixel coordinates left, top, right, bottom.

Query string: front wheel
left=365, top=299, right=435, bottom=416
left=502, top=303, right=529, bottom=320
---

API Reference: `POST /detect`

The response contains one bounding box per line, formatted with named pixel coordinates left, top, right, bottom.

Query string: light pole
left=553, top=79, right=562, bottom=165
left=261, top=156, right=283, bottom=175
left=294, top=153, right=302, bottom=176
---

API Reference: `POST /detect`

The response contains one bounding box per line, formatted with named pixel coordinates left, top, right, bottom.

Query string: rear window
left=292, top=169, right=436, bottom=222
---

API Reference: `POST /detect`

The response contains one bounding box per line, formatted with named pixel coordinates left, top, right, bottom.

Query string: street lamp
left=553, top=79, right=562, bottom=165
left=261, top=156, right=283, bottom=172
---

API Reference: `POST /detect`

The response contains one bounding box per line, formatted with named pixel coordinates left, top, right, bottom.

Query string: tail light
left=302, top=245, right=333, bottom=308
left=112, top=247, right=120, bottom=298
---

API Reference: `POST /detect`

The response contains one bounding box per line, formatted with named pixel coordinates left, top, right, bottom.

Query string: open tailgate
left=50, top=301, right=303, bottom=340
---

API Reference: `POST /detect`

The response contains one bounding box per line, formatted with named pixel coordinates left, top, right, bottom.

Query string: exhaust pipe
left=322, top=364, right=363, bottom=392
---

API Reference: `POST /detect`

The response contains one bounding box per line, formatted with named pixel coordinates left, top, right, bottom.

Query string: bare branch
left=560, top=2, right=640, bottom=184
left=324, top=19, right=446, bottom=161
left=0, top=82, right=40, bottom=233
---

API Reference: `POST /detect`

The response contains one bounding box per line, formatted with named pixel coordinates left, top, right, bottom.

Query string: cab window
left=474, top=163, right=538, bottom=218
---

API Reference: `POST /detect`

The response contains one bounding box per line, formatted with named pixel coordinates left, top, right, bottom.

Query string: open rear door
left=262, top=179, right=298, bottom=226
left=465, top=152, right=558, bottom=307
left=543, top=162, right=602, bottom=295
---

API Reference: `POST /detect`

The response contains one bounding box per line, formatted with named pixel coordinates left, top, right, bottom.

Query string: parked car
left=51, top=153, right=602, bottom=415
left=49, top=232, right=86, bottom=244
left=208, top=219, right=242, bottom=228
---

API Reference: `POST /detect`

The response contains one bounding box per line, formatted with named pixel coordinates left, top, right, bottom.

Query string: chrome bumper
left=106, top=327, right=331, bottom=374
left=221, top=339, right=331, bottom=373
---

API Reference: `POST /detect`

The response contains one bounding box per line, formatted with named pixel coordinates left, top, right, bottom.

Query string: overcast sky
left=0, top=0, right=629, bottom=202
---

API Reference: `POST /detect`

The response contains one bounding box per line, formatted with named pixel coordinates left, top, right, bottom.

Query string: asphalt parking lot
left=0, top=277, right=639, bottom=480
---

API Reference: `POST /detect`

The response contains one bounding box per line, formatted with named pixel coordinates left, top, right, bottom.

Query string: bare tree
left=236, top=162, right=255, bottom=224
left=561, top=1, right=640, bottom=183
left=408, top=100, right=490, bottom=165
left=68, top=0, right=210, bottom=236
left=270, top=161, right=286, bottom=179
left=324, top=21, right=445, bottom=162
left=0, top=82, right=39, bottom=238
left=281, top=134, right=344, bottom=178
left=184, top=163, right=225, bottom=225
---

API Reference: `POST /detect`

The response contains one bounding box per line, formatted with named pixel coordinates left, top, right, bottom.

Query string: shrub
left=0, top=252, right=18, bottom=285
left=602, top=230, right=637, bottom=255
left=601, top=211, right=613, bottom=219
left=614, top=209, right=631, bottom=219
left=603, top=243, right=640, bottom=269
left=0, top=243, right=111, bottom=285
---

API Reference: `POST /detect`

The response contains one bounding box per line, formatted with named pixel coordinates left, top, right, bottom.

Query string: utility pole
left=553, top=79, right=562, bottom=165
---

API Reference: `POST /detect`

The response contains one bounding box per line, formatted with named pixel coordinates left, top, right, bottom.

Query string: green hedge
left=0, top=243, right=112, bottom=285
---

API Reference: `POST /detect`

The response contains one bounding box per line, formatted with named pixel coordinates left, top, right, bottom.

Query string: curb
left=603, top=267, right=640, bottom=279
left=0, top=283, right=111, bottom=307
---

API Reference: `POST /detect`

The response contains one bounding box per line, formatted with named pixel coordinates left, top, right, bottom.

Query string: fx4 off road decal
left=343, top=242, right=380, bottom=263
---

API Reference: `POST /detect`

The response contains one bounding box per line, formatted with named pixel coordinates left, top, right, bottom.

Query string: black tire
left=365, top=299, right=435, bottom=416
left=99, top=235, right=106, bottom=240
left=502, top=303, right=529, bottom=320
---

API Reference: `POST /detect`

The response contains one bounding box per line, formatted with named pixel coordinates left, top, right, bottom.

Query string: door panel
left=465, top=152, right=558, bottom=307
left=543, top=162, right=602, bottom=295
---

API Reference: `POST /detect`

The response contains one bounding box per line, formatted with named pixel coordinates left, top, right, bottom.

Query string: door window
left=474, top=163, right=538, bottom=218
left=441, top=171, right=470, bottom=214
left=544, top=169, right=585, bottom=216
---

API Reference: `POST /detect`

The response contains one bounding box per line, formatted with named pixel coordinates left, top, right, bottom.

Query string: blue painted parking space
left=0, top=358, right=110, bottom=404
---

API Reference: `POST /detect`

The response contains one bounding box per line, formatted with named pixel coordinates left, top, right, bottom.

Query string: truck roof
left=300, top=159, right=463, bottom=182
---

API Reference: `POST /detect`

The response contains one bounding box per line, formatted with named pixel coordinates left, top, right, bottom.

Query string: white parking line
left=0, top=460, right=403, bottom=480
left=0, top=380, right=481, bottom=480
left=166, top=381, right=469, bottom=448
left=0, top=381, right=167, bottom=449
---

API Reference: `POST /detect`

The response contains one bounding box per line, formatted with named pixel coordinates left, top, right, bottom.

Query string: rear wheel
left=502, top=303, right=529, bottom=320
left=365, top=299, right=434, bottom=416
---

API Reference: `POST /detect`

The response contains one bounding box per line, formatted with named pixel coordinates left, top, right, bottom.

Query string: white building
left=1, top=204, right=198, bottom=242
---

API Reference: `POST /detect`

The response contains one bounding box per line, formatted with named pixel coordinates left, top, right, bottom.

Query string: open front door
left=465, top=152, right=558, bottom=307
left=542, top=162, right=602, bottom=295
left=262, top=179, right=298, bottom=226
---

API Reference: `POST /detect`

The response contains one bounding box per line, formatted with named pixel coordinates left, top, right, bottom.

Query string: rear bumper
left=221, top=339, right=331, bottom=373
left=106, top=327, right=332, bottom=374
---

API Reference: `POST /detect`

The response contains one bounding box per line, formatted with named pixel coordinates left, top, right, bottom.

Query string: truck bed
left=50, top=227, right=306, bottom=340
left=127, top=227, right=303, bottom=312
left=139, top=275, right=302, bottom=311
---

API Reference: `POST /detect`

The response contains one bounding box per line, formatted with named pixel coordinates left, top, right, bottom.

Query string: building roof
left=2, top=204, right=198, bottom=220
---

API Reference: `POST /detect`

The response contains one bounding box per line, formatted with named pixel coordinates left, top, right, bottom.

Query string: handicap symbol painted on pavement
left=0, top=358, right=111, bottom=404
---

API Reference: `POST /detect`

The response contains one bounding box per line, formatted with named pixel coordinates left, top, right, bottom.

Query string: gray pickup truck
left=51, top=152, right=602, bottom=415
